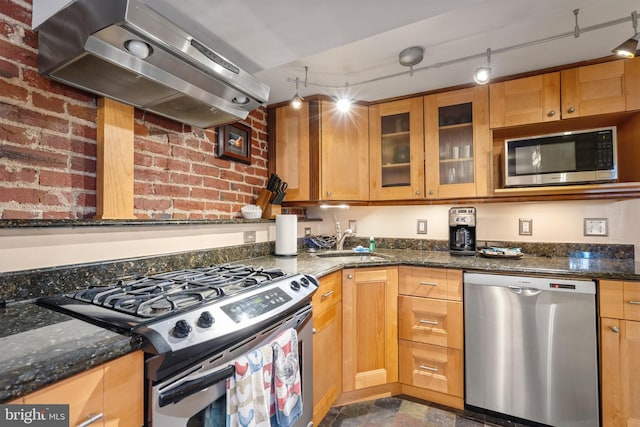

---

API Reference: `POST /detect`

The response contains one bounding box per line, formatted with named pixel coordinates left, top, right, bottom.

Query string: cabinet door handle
left=611, top=326, right=620, bottom=333
left=76, top=413, right=104, bottom=427
left=628, top=301, right=640, bottom=305
left=567, top=106, right=575, bottom=113
left=548, top=110, right=556, bottom=117
left=419, top=365, right=438, bottom=372
left=419, top=281, right=438, bottom=286
left=419, top=320, right=438, bottom=325
left=347, top=274, right=353, bottom=280
left=415, top=190, right=421, bottom=195
left=321, top=290, right=335, bottom=300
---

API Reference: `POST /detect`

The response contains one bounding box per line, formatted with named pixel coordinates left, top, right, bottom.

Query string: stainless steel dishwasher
left=464, top=272, right=599, bottom=427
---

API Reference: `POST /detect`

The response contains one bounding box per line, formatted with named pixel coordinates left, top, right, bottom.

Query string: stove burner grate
left=67, top=264, right=287, bottom=318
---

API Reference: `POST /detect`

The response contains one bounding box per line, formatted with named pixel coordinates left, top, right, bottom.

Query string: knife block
left=256, top=189, right=272, bottom=212
left=262, top=204, right=281, bottom=219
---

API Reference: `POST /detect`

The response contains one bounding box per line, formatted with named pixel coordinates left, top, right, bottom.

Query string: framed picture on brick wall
left=218, top=122, right=251, bottom=164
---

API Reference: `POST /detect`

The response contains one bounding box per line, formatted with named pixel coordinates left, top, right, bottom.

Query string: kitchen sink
left=313, top=250, right=389, bottom=262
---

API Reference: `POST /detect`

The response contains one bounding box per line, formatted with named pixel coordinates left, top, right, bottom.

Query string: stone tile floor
left=317, top=395, right=529, bottom=427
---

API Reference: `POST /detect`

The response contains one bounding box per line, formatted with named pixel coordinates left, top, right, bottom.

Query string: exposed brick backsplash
left=0, top=1, right=270, bottom=220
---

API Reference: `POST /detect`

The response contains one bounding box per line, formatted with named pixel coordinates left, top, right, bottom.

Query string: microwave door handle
left=158, top=364, right=235, bottom=407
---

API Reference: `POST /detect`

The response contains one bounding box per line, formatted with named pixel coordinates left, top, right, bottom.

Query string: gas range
left=37, top=264, right=318, bottom=359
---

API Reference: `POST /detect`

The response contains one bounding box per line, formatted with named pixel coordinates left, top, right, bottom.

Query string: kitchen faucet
left=335, top=221, right=354, bottom=251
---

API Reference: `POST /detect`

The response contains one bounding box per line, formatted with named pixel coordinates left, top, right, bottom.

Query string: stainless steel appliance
left=449, top=207, right=476, bottom=256
left=464, top=272, right=599, bottom=427
left=38, top=264, right=317, bottom=427
left=36, top=0, right=270, bottom=128
left=505, top=126, right=617, bottom=187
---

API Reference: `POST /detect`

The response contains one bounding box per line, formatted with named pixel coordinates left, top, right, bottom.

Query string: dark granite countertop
left=1, top=248, right=638, bottom=403
left=0, top=301, right=140, bottom=402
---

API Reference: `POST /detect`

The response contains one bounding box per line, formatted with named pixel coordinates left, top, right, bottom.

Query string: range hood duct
left=37, top=0, right=270, bottom=128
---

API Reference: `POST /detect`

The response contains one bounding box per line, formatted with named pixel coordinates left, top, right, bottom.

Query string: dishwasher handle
left=508, top=285, right=542, bottom=296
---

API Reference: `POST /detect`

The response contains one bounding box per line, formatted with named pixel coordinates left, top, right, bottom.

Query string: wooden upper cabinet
left=425, top=86, right=491, bottom=199
left=320, top=100, right=370, bottom=201
left=272, top=103, right=312, bottom=202
left=489, top=73, right=561, bottom=128
left=561, top=60, right=627, bottom=118
left=490, top=57, right=640, bottom=128
left=369, top=98, right=425, bottom=200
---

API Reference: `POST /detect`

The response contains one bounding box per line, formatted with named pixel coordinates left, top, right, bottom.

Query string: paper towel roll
left=275, top=214, right=297, bottom=256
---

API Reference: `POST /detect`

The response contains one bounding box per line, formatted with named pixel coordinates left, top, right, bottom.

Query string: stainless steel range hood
left=37, top=0, right=270, bottom=128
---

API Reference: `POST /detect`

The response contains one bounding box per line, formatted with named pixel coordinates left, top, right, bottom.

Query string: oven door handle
left=158, top=364, right=235, bottom=407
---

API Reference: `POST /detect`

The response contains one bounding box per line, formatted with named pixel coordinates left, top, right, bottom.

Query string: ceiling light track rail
left=286, top=10, right=637, bottom=102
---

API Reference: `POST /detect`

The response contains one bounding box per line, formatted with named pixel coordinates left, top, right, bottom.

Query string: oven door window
left=187, top=395, right=226, bottom=427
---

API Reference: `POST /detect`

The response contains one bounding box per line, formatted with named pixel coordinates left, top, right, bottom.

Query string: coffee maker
left=449, top=207, right=476, bottom=256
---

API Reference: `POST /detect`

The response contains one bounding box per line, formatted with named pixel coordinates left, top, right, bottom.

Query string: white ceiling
left=148, top=0, right=638, bottom=105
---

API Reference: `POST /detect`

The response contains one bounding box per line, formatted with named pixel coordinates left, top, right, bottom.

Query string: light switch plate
left=417, top=219, right=427, bottom=234
left=304, top=227, right=311, bottom=237
left=584, top=218, right=608, bottom=236
left=519, top=218, right=532, bottom=236
left=348, top=220, right=358, bottom=234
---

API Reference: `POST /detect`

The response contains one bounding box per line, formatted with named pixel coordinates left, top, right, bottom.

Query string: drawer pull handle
left=321, top=290, right=335, bottom=300
left=419, top=365, right=438, bottom=372
left=419, top=320, right=438, bottom=325
left=611, top=326, right=620, bottom=333
left=419, top=281, right=438, bottom=286
left=76, top=413, right=104, bottom=427
left=629, top=301, right=640, bottom=305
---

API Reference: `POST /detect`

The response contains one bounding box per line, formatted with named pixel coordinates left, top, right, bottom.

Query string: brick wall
left=0, top=0, right=269, bottom=220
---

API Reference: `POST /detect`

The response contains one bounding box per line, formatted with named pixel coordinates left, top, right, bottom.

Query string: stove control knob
left=198, top=311, right=215, bottom=328
left=290, top=280, right=300, bottom=291
left=300, top=277, right=310, bottom=287
left=172, top=319, right=192, bottom=338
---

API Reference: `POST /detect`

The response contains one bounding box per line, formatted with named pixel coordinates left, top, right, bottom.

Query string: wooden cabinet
left=599, top=279, right=640, bottom=427
left=424, top=86, right=491, bottom=199
left=398, top=267, right=463, bottom=409
left=269, top=98, right=369, bottom=202
left=490, top=57, right=640, bottom=128
left=22, top=351, right=143, bottom=427
left=271, top=102, right=312, bottom=201
left=312, top=271, right=342, bottom=425
left=320, top=100, right=370, bottom=201
left=342, top=267, right=398, bottom=392
left=369, top=98, right=424, bottom=200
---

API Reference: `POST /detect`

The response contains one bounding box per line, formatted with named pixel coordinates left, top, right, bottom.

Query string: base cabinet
left=312, top=271, right=342, bottom=425
left=21, top=351, right=144, bottom=427
left=600, top=279, right=640, bottom=427
left=342, top=267, right=398, bottom=392
left=398, top=267, right=463, bottom=409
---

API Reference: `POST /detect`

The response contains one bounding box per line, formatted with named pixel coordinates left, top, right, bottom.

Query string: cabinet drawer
left=312, top=271, right=342, bottom=314
left=600, top=280, right=640, bottom=321
left=399, top=340, right=463, bottom=397
left=398, top=296, right=462, bottom=349
left=399, top=267, right=462, bottom=301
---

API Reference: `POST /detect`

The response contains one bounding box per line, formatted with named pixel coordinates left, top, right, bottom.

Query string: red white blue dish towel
left=270, top=328, right=302, bottom=427
left=226, top=343, right=273, bottom=427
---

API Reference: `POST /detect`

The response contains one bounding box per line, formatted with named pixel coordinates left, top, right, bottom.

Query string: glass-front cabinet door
left=369, top=98, right=424, bottom=200
left=424, top=86, right=490, bottom=199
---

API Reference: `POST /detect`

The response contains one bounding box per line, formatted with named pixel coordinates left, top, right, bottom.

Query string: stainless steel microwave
left=504, top=127, right=617, bottom=187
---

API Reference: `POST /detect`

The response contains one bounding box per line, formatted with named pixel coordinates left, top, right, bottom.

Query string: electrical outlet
left=417, top=219, right=427, bottom=234
left=243, top=231, right=256, bottom=243
left=348, top=220, right=357, bottom=233
left=304, top=227, right=312, bottom=237
left=519, top=219, right=532, bottom=236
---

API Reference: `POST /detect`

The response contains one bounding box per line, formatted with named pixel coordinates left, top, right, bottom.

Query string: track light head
left=473, top=48, right=492, bottom=85
left=290, top=93, right=304, bottom=109
left=613, top=11, right=638, bottom=58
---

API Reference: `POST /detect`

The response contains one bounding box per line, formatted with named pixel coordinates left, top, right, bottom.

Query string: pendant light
left=290, top=66, right=308, bottom=110
left=612, top=11, right=638, bottom=58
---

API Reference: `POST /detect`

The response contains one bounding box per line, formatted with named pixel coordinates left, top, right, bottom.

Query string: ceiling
left=145, top=1, right=637, bottom=105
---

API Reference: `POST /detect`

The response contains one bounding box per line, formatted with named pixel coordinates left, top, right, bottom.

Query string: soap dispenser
left=369, top=236, right=376, bottom=252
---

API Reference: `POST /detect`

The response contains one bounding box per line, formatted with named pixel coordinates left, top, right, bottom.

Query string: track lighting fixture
left=286, top=9, right=638, bottom=107
left=473, top=48, right=491, bottom=85
left=290, top=67, right=308, bottom=109
left=612, top=11, right=638, bottom=58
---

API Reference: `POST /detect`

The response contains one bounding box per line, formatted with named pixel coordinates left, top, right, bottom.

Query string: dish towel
left=226, top=343, right=273, bottom=427
left=270, top=328, right=302, bottom=427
